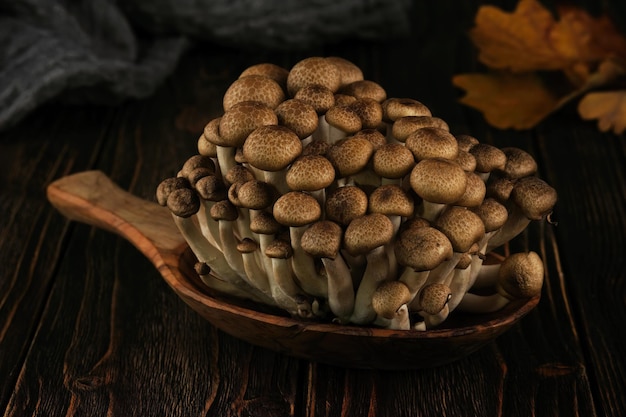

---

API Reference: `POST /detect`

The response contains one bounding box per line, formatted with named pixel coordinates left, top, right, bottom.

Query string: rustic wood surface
left=1, top=1, right=624, bottom=416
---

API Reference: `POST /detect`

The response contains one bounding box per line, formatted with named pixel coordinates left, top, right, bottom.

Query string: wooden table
left=2, top=3, right=625, bottom=416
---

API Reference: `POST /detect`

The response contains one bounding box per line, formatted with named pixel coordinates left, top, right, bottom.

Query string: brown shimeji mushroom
left=239, top=62, right=290, bottom=92
left=382, top=98, right=432, bottom=122
left=501, top=147, right=538, bottom=179
left=274, top=98, right=319, bottom=143
left=469, top=143, right=507, bottom=182
left=458, top=251, right=544, bottom=313
left=294, top=84, right=336, bottom=142
left=344, top=213, right=395, bottom=325
left=455, top=134, right=479, bottom=152
left=339, top=80, right=387, bottom=103
left=287, top=57, right=342, bottom=97
left=300, top=220, right=354, bottom=322
left=371, top=280, right=412, bottom=330
left=347, top=97, right=384, bottom=130
left=326, top=136, right=375, bottom=186
left=324, top=105, right=362, bottom=144
left=237, top=238, right=272, bottom=299
left=222, top=74, right=285, bottom=111
left=414, top=283, right=453, bottom=330
left=405, top=127, right=459, bottom=161
left=325, top=56, right=364, bottom=86
left=195, top=174, right=228, bottom=247
left=249, top=211, right=282, bottom=278
left=372, top=142, right=416, bottom=186
left=210, top=199, right=247, bottom=279
left=285, top=154, right=335, bottom=205
left=390, top=116, right=449, bottom=144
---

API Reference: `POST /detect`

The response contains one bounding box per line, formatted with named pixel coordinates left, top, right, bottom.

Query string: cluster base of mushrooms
left=157, top=57, right=557, bottom=330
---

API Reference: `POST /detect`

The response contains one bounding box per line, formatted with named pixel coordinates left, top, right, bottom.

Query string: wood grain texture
left=1, top=0, right=624, bottom=415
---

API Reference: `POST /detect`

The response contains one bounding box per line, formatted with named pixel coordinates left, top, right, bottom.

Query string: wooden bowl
left=47, top=171, right=540, bottom=370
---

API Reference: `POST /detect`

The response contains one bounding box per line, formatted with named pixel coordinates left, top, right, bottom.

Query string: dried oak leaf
left=452, top=72, right=561, bottom=130
left=578, top=91, right=626, bottom=134
left=470, top=0, right=626, bottom=75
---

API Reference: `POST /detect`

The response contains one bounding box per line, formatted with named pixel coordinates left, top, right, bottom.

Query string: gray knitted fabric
left=0, top=0, right=411, bottom=131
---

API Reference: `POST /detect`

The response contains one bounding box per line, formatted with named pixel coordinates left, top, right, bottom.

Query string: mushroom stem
left=290, top=226, right=328, bottom=298
left=321, top=255, right=355, bottom=322
left=456, top=292, right=510, bottom=313
left=349, top=246, right=390, bottom=325
left=194, top=262, right=268, bottom=304
left=216, top=145, right=237, bottom=179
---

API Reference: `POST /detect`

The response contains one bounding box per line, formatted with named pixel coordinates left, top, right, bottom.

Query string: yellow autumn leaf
left=452, top=72, right=561, bottom=130
left=470, top=0, right=626, bottom=75
left=578, top=91, right=626, bottom=134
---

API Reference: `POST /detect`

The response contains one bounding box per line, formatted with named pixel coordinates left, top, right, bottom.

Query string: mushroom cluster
left=157, top=57, right=557, bottom=330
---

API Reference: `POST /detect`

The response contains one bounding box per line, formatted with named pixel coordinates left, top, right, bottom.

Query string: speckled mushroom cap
left=210, top=199, right=239, bottom=222
left=470, top=143, right=507, bottom=174
left=325, top=56, right=364, bottom=86
left=372, top=142, right=415, bottom=180
left=486, top=176, right=515, bottom=203
left=156, top=177, right=190, bottom=206
left=302, top=139, right=331, bottom=156
left=224, top=165, right=255, bottom=186
left=218, top=101, right=278, bottom=147
left=382, top=98, right=431, bottom=123
left=274, top=99, right=319, bottom=139
left=249, top=211, right=281, bottom=235
left=236, top=180, right=277, bottom=210
left=348, top=98, right=383, bottom=129
left=325, top=185, right=369, bottom=226
left=180, top=155, right=216, bottom=178
left=324, top=105, right=362, bottom=134
left=473, top=198, right=508, bottom=232
left=497, top=251, right=544, bottom=299
left=405, top=127, right=459, bottom=161
left=202, top=118, right=223, bottom=145
left=166, top=188, right=200, bottom=218
left=510, top=177, right=558, bottom=220
left=454, top=171, right=486, bottom=208
left=198, top=122, right=219, bottom=157
left=343, top=213, right=394, bottom=256
left=455, top=134, right=479, bottom=152
left=286, top=155, right=335, bottom=192
left=264, top=238, right=293, bottom=259
left=435, top=206, right=486, bottom=253
left=391, top=116, right=450, bottom=142
left=352, top=129, right=387, bottom=150
left=368, top=184, right=414, bottom=218
left=242, top=125, right=302, bottom=172
left=237, top=237, right=259, bottom=254
left=287, top=57, right=342, bottom=97
left=294, top=84, right=336, bottom=115
left=223, top=75, right=285, bottom=111
left=333, top=93, right=358, bottom=107
left=340, top=80, right=387, bottom=103
left=195, top=175, right=227, bottom=202
left=410, top=158, right=468, bottom=204
left=273, top=191, right=321, bottom=227
left=418, top=283, right=452, bottom=315
left=325, top=137, right=374, bottom=178
left=455, top=149, right=477, bottom=172
left=239, top=63, right=289, bottom=91
left=300, top=220, right=343, bottom=259
left=501, top=147, right=538, bottom=179
left=372, top=281, right=411, bottom=319
left=394, top=226, right=453, bottom=272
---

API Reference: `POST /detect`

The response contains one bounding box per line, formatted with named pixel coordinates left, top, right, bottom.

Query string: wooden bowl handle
left=46, top=170, right=186, bottom=255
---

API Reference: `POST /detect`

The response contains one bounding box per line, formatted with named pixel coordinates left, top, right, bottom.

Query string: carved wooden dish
left=46, top=170, right=540, bottom=370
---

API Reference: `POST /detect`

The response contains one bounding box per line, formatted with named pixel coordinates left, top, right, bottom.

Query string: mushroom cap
left=274, top=99, right=319, bottom=139
left=473, top=198, right=508, bottom=232
left=410, top=158, right=468, bottom=204
left=418, top=283, right=452, bottom=315
left=325, top=56, right=364, bottom=86
left=202, top=117, right=222, bottom=145
left=242, top=125, right=303, bottom=172
left=249, top=211, right=281, bottom=235
left=224, top=165, right=256, bottom=186
left=511, top=177, right=558, bottom=220
left=286, top=155, right=335, bottom=191
left=382, top=98, right=432, bottom=122
left=333, top=93, right=358, bottom=107
left=340, top=80, right=387, bottom=103
left=294, top=84, right=336, bottom=114
left=235, top=180, right=277, bottom=210
left=391, top=116, right=449, bottom=142
left=156, top=177, right=190, bottom=206
left=324, top=105, right=362, bottom=133
left=372, top=281, right=412, bottom=319
left=343, top=213, right=394, bottom=256
left=501, top=147, right=538, bottom=179
left=435, top=206, right=486, bottom=253
left=325, top=185, right=369, bottom=226
left=198, top=133, right=218, bottom=157
left=454, top=171, right=486, bottom=208
left=470, top=143, right=507, bottom=174
left=455, top=149, right=477, bottom=172
left=265, top=238, right=294, bottom=259
left=486, top=176, right=516, bottom=203
left=497, top=251, right=544, bottom=299
left=186, top=167, right=214, bottom=188
left=237, top=237, right=259, bottom=254
left=394, top=226, right=453, bottom=271
left=405, top=127, right=459, bottom=161
left=273, top=191, right=321, bottom=227
left=348, top=98, right=383, bottom=130
left=195, top=175, right=227, bottom=201
left=455, top=134, right=479, bottom=152
left=368, top=184, right=414, bottom=218
left=372, top=142, right=416, bottom=179
left=302, top=139, right=331, bottom=156
left=287, top=57, right=342, bottom=96
left=239, top=63, right=289, bottom=91
left=325, top=137, right=374, bottom=178
left=167, top=187, right=200, bottom=218
left=352, top=128, right=387, bottom=150
left=218, top=101, right=278, bottom=147
left=210, top=199, right=239, bottom=221
left=223, top=75, right=285, bottom=111
left=300, top=220, right=343, bottom=259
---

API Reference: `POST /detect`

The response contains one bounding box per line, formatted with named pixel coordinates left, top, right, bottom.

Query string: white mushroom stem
left=421, top=304, right=450, bottom=329
left=420, top=201, right=447, bottom=223
left=444, top=266, right=473, bottom=313
left=349, top=246, right=390, bottom=325
left=194, top=262, right=269, bottom=304
left=456, top=292, right=511, bottom=314
left=398, top=268, right=430, bottom=304
left=471, top=262, right=500, bottom=289
left=376, top=304, right=411, bottom=330
left=216, top=219, right=247, bottom=279
left=216, top=145, right=237, bottom=179
left=268, top=253, right=313, bottom=318
left=290, top=226, right=328, bottom=298
left=486, top=205, right=531, bottom=251
left=313, top=115, right=330, bottom=143
left=425, top=252, right=463, bottom=286
left=238, top=240, right=272, bottom=297
left=199, top=200, right=222, bottom=249
left=321, top=255, right=355, bottom=322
